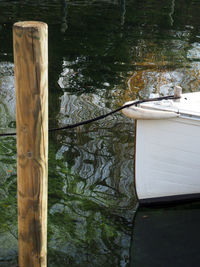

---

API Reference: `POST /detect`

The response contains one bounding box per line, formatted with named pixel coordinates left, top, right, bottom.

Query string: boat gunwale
left=139, top=92, right=200, bottom=121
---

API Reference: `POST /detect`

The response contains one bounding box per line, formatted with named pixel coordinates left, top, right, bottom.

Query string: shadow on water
left=130, top=203, right=200, bottom=267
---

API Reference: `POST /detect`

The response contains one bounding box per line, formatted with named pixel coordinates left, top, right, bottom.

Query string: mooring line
left=0, top=95, right=179, bottom=137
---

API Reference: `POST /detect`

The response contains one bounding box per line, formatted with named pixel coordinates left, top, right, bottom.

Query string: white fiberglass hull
left=135, top=117, right=200, bottom=204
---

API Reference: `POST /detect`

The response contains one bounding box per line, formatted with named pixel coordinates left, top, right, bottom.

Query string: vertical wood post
left=13, top=21, right=48, bottom=267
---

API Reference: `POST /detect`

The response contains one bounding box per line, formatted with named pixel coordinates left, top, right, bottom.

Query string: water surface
left=0, top=0, right=200, bottom=266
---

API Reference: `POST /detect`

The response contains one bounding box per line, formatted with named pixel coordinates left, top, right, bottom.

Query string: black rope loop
left=0, top=94, right=179, bottom=137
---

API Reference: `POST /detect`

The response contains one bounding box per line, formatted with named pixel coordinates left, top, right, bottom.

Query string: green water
left=0, top=0, right=200, bottom=266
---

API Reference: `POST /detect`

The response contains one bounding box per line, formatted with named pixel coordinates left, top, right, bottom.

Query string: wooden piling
left=13, top=21, right=48, bottom=267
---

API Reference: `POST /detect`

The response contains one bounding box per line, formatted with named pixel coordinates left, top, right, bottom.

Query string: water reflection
left=0, top=137, right=17, bottom=266
left=48, top=95, right=136, bottom=265
left=120, top=36, right=200, bottom=101
left=0, top=62, right=15, bottom=131
left=61, top=0, right=68, bottom=33
left=1, top=0, right=200, bottom=265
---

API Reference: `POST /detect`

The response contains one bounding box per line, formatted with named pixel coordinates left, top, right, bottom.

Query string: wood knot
left=27, top=151, right=32, bottom=158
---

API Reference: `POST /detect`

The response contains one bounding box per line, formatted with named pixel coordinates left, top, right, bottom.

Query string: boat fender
left=122, top=101, right=180, bottom=120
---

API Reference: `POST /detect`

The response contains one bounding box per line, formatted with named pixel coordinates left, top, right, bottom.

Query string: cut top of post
left=13, top=21, right=47, bottom=29
left=13, top=21, right=48, bottom=46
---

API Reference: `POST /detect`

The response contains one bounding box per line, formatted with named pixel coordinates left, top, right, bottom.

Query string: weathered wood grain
left=13, top=21, right=48, bottom=267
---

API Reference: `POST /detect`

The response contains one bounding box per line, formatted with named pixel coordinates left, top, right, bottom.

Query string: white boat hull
left=135, top=117, right=200, bottom=204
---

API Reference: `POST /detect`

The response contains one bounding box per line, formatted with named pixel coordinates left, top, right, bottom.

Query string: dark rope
left=0, top=132, right=17, bottom=137
left=0, top=95, right=179, bottom=137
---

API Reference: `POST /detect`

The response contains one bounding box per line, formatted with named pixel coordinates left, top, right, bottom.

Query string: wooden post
left=13, top=21, right=48, bottom=267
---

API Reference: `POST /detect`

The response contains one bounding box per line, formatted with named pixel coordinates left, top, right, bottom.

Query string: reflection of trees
left=2, top=0, right=200, bottom=102
left=2, top=0, right=200, bottom=264
left=61, top=0, right=68, bottom=33
left=47, top=85, right=136, bottom=266
left=0, top=63, right=16, bottom=131
left=48, top=125, right=135, bottom=265
left=0, top=137, right=17, bottom=264
left=47, top=91, right=136, bottom=265
left=115, top=35, right=200, bottom=104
